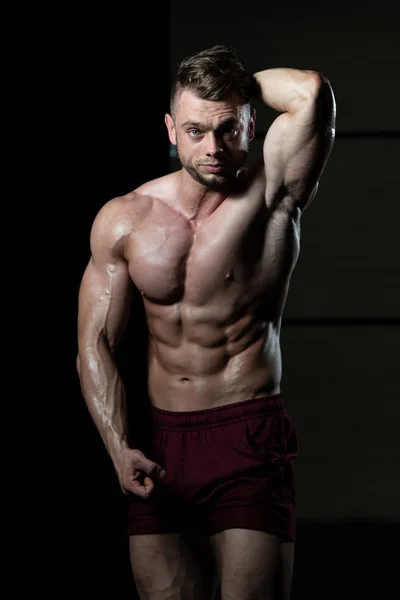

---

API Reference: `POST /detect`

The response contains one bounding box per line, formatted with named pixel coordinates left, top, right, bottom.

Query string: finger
left=128, top=479, right=153, bottom=498
left=143, top=476, right=155, bottom=494
left=135, top=456, right=166, bottom=479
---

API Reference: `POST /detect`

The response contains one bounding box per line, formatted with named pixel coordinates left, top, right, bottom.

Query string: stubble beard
left=184, top=161, right=229, bottom=189
left=177, top=146, right=232, bottom=190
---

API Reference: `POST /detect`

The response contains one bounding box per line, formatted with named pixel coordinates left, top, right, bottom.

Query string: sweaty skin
left=77, top=68, right=335, bottom=484
left=121, top=169, right=295, bottom=411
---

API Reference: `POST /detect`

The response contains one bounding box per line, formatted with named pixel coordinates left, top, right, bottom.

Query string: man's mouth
left=200, top=163, right=226, bottom=173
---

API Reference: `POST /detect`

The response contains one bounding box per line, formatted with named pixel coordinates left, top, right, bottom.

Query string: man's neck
left=175, top=168, right=231, bottom=221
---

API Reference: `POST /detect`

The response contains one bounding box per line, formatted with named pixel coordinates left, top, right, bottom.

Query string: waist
left=149, top=393, right=286, bottom=431
left=147, top=358, right=281, bottom=413
left=146, top=330, right=281, bottom=410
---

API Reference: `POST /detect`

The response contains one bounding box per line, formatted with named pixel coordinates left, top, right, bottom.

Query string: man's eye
left=223, top=128, right=237, bottom=136
left=188, top=129, right=201, bottom=137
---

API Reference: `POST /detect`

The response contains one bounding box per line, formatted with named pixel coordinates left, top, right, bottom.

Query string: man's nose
left=205, top=132, right=223, bottom=156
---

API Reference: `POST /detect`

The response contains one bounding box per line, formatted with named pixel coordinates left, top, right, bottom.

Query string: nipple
left=224, top=269, right=233, bottom=282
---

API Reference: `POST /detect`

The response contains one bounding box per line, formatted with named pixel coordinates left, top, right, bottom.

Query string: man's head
left=165, top=45, right=256, bottom=189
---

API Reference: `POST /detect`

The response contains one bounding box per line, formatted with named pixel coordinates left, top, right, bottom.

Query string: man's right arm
left=76, top=198, right=133, bottom=481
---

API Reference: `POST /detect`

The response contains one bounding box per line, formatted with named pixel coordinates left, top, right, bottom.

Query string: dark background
left=40, top=1, right=399, bottom=597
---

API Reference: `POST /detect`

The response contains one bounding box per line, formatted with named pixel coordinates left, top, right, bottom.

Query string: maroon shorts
left=127, top=394, right=298, bottom=542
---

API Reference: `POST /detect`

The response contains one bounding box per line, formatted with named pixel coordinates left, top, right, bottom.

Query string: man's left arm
left=252, top=68, right=336, bottom=212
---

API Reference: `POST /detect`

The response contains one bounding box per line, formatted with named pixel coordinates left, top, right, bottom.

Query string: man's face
left=165, top=89, right=255, bottom=189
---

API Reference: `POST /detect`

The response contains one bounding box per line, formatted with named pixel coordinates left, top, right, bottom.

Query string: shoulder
left=92, top=193, right=144, bottom=234
left=89, top=192, right=150, bottom=258
left=90, top=172, right=178, bottom=254
left=135, top=171, right=179, bottom=205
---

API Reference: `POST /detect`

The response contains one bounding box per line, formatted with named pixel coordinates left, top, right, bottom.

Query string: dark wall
left=46, top=6, right=170, bottom=597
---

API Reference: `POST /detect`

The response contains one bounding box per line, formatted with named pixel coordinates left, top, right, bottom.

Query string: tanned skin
left=77, top=66, right=335, bottom=600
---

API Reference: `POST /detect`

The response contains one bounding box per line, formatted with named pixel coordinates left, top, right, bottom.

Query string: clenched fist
left=116, top=448, right=166, bottom=498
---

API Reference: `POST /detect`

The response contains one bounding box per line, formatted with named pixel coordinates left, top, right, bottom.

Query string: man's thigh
left=129, top=528, right=220, bottom=600
left=210, top=528, right=294, bottom=600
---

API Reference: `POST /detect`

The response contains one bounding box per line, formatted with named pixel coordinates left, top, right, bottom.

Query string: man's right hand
left=117, top=448, right=167, bottom=498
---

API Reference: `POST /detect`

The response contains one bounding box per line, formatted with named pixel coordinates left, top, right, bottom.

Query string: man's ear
left=249, top=107, right=256, bottom=141
left=165, top=114, right=177, bottom=145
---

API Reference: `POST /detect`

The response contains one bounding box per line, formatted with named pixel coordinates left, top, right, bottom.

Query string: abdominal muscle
left=123, top=180, right=296, bottom=411
left=146, top=307, right=282, bottom=411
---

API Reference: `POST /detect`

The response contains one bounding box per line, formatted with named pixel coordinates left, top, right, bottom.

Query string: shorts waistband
left=150, top=394, right=285, bottom=431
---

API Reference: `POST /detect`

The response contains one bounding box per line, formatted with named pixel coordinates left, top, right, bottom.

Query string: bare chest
left=126, top=198, right=299, bottom=306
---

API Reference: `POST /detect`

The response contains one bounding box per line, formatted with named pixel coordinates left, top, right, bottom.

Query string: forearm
left=77, top=337, right=129, bottom=465
left=252, top=67, right=321, bottom=113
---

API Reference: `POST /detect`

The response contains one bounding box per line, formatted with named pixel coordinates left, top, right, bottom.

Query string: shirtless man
left=77, top=45, right=335, bottom=600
